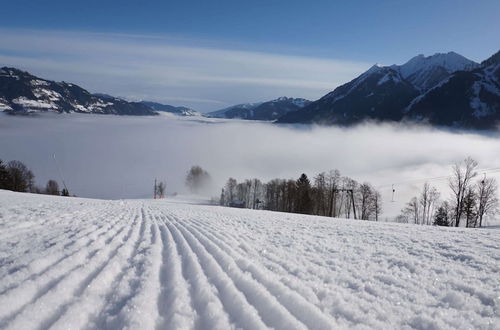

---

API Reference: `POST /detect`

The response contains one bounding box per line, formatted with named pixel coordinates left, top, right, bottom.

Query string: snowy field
left=0, top=190, right=499, bottom=330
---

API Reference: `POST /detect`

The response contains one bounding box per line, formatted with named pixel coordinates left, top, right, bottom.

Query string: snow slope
left=0, top=190, right=498, bottom=329
left=398, top=52, right=478, bottom=80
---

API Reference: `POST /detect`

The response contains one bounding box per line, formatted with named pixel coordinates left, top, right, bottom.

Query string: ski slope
left=0, top=190, right=498, bottom=329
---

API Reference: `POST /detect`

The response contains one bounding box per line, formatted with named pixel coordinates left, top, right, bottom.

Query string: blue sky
left=1, top=0, right=499, bottom=111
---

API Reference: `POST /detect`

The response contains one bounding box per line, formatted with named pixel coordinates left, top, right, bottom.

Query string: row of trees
left=220, top=170, right=382, bottom=220
left=0, top=159, right=69, bottom=196
left=397, top=157, right=498, bottom=228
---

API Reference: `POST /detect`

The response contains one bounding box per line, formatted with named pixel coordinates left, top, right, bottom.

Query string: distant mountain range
left=139, top=101, right=201, bottom=116
left=207, top=97, right=311, bottom=120
left=0, top=67, right=157, bottom=116
left=2, top=50, right=499, bottom=129
left=0, top=67, right=200, bottom=117
left=277, top=50, right=500, bottom=129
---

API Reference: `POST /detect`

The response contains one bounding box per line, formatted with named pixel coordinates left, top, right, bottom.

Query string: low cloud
left=1, top=114, right=499, bottom=219
left=0, top=28, right=370, bottom=111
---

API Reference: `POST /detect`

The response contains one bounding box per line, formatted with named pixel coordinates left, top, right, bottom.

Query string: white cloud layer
left=1, top=113, right=499, bottom=220
left=0, top=28, right=370, bottom=111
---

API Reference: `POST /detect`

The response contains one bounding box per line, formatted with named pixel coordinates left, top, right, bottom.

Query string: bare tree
left=157, top=181, right=166, bottom=198
left=45, top=180, right=60, bottom=195
left=285, top=179, right=297, bottom=213
left=428, top=186, right=440, bottom=225
left=251, top=178, right=264, bottom=209
left=399, top=183, right=440, bottom=226
left=313, top=172, right=327, bottom=216
left=403, top=197, right=420, bottom=224
left=420, top=183, right=440, bottom=225
left=225, top=178, right=237, bottom=205
left=358, top=183, right=374, bottom=220
left=420, top=182, right=430, bottom=225
left=372, top=190, right=382, bottom=221
left=6, top=160, right=35, bottom=192
left=264, top=179, right=281, bottom=211
left=395, top=214, right=409, bottom=223
left=449, top=157, right=478, bottom=227
left=185, top=166, right=212, bottom=194
left=476, top=177, right=498, bottom=227
left=343, top=177, right=358, bottom=219
left=0, top=159, right=12, bottom=190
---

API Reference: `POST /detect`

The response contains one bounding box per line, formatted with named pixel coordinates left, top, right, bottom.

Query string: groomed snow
left=0, top=190, right=498, bottom=329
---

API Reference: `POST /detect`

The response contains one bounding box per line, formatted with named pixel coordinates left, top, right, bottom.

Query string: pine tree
left=433, top=204, right=449, bottom=226
left=295, top=173, right=312, bottom=214
left=463, top=188, right=477, bottom=228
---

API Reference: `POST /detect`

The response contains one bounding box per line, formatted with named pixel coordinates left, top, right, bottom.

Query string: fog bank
left=1, top=113, right=499, bottom=219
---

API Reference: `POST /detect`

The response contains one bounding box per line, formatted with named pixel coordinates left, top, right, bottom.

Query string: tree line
left=397, top=157, right=498, bottom=228
left=0, top=158, right=70, bottom=196
left=220, top=170, right=382, bottom=220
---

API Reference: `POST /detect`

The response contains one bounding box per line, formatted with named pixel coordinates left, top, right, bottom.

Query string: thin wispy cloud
left=0, top=28, right=370, bottom=111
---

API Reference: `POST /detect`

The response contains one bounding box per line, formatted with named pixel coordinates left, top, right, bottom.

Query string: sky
left=1, top=0, right=499, bottom=111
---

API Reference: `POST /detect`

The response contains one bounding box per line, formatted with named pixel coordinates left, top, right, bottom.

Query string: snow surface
left=0, top=190, right=498, bottom=329
left=330, top=52, right=478, bottom=101
left=471, top=63, right=500, bottom=118
left=12, top=97, right=58, bottom=110
left=399, top=52, right=478, bottom=79
left=377, top=71, right=402, bottom=86
left=0, top=98, right=12, bottom=111
left=324, top=65, right=384, bottom=102
left=32, top=88, right=62, bottom=101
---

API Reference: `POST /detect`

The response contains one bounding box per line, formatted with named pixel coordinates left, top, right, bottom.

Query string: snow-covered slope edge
left=0, top=190, right=498, bottom=329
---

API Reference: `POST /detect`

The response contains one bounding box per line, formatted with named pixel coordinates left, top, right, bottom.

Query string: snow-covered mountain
left=208, top=97, right=311, bottom=121
left=207, top=102, right=262, bottom=118
left=404, top=50, right=500, bottom=128
left=277, top=51, right=499, bottom=129
left=0, top=67, right=157, bottom=116
left=277, top=64, right=420, bottom=124
left=396, top=52, right=479, bottom=91
left=140, top=101, right=201, bottom=116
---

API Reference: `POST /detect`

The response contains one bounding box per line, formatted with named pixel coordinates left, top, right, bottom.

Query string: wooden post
left=154, top=178, right=157, bottom=199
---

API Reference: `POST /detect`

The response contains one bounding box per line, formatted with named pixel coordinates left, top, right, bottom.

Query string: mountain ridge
left=207, top=96, right=311, bottom=121
left=139, top=101, right=201, bottom=116
left=277, top=51, right=499, bottom=129
left=0, top=67, right=158, bottom=116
